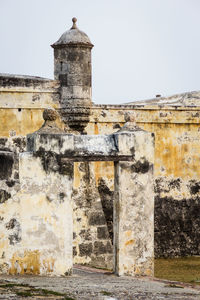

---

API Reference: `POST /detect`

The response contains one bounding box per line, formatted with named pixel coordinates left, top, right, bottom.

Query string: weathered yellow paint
left=94, top=122, right=99, bottom=135
left=145, top=269, right=152, bottom=276
left=42, top=257, right=55, bottom=273
left=125, top=231, right=132, bottom=238
left=125, top=239, right=135, bottom=246
left=141, top=122, right=200, bottom=179
left=74, top=162, right=81, bottom=189
left=0, top=240, right=9, bottom=258
left=1, top=84, right=200, bottom=274
left=85, top=116, right=200, bottom=181
left=0, top=108, right=65, bottom=137
left=3, top=90, right=198, bottom=183
left=1, top=85, right=200, bottom=181
left=135, top=267, right=141, bottom=275
left=0, top=109, right=43, bottom=137
left=91, top=107, right=200, bottom=124
left=9, top=250, right=41, bottom=275
left=94, top=161, right=114, bottom=188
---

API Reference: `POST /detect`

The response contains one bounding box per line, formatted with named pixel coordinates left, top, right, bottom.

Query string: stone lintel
left=61, top=155, right=134, bottom=162
left=27, top=131, right=139, bottom=160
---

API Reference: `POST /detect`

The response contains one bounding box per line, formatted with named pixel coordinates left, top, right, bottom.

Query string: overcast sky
left=0, top=0, right=200, bottom=104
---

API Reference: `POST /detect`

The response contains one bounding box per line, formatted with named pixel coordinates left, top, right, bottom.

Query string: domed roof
left=52, top=18, right=93, bottom=48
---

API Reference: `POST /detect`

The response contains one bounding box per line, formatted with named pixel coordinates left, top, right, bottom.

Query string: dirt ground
left=0, top=265, right=200, bottom=300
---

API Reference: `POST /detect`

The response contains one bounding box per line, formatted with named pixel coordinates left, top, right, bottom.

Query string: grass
left=37, top=288, right=75, bottom=299
left=0, top=282, right=75, bottom=299
left=155, top=256, right=200, bottom=284
left=0, top=283, right=30, bottom=288
left=16, top=288, right=75, bottom=299
left=16, top=291, right=32, bottom=297
left=36, top=288, right=66, bottom=296
left=100, top=290, right=112, bottom=296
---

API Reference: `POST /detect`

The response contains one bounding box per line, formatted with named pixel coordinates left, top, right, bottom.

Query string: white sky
left=0, top=0, right=200, bottom=104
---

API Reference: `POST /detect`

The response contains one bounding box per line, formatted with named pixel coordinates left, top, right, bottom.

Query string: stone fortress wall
left=0, top=18, right=200, bottom=272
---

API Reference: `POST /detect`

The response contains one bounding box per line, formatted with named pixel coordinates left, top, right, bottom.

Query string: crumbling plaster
left=1, top=76, right=200, bottom=265
left=0, top=109, right=155, bottom=276
left=1, top=17, right=200, bottom=273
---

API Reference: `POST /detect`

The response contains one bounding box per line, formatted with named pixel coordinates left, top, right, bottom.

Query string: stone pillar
left=7, top=109, right=74, bottom=276
left=17, top=151, right=73, bottom=276
left=113, top=123, right=155, bottom=276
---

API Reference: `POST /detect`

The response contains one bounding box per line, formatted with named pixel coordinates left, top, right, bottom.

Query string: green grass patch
left=0, top=282, right=75, bottom=299
left=16, top=291, right=32, bottom=297
left=0, top=283, right=30, bottom=288
left=155, top=256, right=200, bottom=284
left=16, top=288, right=75, bottom=299
left=36, top=288, right=75, bottom=298
left=100, top=290, right=112, bottom=296
left=36, top=288, right=65, bottom=296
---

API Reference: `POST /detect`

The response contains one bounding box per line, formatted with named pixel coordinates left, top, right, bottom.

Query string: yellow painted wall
left=1, top=86, right=200, bottom=268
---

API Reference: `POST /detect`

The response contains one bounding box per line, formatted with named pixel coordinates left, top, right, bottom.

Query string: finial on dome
left=71, top=17, right=77, bottom=29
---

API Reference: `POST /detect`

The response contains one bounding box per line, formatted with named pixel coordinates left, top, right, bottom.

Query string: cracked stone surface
left=0, top=266, right=199, bottom=299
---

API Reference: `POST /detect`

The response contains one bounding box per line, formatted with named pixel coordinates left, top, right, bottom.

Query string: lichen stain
left=125, top=239, right=135, bottom=246
left=42, top=257, right=55, bottom=273
left=125, top=231, right=132, bottom=238
left=144, top=268, right=152, bottom=276
left=135, top=267, right=141, bottom=275
left=9, top=250, right=41, bottom=275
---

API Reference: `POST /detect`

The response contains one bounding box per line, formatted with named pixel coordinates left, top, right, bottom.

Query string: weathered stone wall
left=1, top=75, right=200, bottom=268
left=0, top=74, right=61, bottom=137
left=85, top=106, right=200, bottom=260
left=0, top=136, right=26, bottom=206
left=73, top=162, right=113, bottom=269
left=142, top=122, right=200, bottom=257
left=0, top=130, right=75, bottom=276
